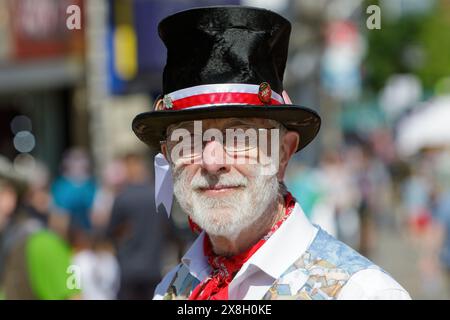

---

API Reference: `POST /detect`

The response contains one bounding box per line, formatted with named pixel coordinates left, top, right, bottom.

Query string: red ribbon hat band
left=159, top=82, right=284, bottom=110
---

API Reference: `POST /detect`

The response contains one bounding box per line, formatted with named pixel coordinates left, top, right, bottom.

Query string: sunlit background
left=0, top=0, right=449, bottom=300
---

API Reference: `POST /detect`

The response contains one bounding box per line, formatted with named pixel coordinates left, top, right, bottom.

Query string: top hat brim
left=132, top=104, right=321, bottom=153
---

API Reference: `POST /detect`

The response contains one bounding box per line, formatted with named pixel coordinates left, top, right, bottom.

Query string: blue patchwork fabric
left=163, top=265, right=200, bottom=300
left=264, top=227, right=383, bottom=300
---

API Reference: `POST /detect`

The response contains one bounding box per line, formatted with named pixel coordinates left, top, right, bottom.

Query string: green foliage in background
left=364, top=0, right=450, bottom=91
left=417, top=4, right=450, bottom=89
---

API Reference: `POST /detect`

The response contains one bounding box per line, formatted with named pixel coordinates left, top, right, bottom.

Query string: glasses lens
left=224, top=127, right=258, bottom=152
left=166, top=125, right=277, bottom=158
left=167, top=132, right=202, bottom=159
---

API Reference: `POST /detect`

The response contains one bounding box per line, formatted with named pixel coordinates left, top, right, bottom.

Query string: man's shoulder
left=306, top=226, right=374, bottom=273
left=338, top=268, right=411, bottom=299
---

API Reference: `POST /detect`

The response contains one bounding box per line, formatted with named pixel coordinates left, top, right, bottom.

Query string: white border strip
left=167, top=83, right=284, bottom=104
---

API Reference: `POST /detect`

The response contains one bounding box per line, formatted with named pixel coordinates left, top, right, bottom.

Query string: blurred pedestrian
left=319, top=150, right=361, bottom=245
left=72, top=158, right=126, bottom=300
left=0, top=156, right=79, bottom=300
left=106, top=153, right=169, bottom=299
left=91, top=158, right=127, bottom=230
left=70, top=225, right=120, bottom=300
left=51, top=148, right=97, bottom=231
left=433, top=190, right=450, bottom=294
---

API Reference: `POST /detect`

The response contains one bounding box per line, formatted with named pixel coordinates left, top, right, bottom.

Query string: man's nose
left=201, top=140, right=230, bottom=174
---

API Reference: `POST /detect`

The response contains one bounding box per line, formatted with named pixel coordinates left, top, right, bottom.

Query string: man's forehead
left=167, top=117, right=277, bottom=131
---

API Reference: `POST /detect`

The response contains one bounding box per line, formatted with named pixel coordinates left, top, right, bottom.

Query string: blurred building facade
left=0, top=0, right=86, bottom=176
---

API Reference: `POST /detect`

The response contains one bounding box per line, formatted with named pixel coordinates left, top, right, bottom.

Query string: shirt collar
left=236, top=202, right=317, bottom=280
left=181, top=231, right=210, bottom=280
left=180, top=202, right=317, bottom=283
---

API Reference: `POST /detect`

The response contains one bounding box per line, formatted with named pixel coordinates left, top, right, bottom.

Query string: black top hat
left=132, top=6, right=321, bottom=152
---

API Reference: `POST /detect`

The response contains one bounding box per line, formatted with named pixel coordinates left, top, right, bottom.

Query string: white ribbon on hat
left=282, top=90, right=292, bottom=104
left=154, top=153, right=173, bottom=218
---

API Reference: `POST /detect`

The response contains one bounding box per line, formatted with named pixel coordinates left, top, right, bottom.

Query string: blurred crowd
left=0, top=148, right=196, bottom=300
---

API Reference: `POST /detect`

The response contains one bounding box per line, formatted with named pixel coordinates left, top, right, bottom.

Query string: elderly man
left=132, top=6, right=410, bottom=300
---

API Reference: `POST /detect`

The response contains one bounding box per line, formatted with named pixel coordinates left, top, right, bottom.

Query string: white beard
left=173, top=165, right=279, bottom=240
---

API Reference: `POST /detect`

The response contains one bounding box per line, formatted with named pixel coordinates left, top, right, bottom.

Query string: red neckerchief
left=188, top=192, right=296, bottom=300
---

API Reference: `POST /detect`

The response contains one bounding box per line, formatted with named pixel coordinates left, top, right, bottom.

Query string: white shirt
left=72, top=250, right=120, bottom=300
left=154, top=203, right=411, bottom=300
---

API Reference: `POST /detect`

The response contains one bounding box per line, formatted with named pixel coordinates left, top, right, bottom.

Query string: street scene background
left=0, top=0, right=450, bottom=299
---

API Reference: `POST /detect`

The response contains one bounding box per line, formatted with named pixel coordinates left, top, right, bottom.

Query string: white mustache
left=191, top=173, right=248, bottom=190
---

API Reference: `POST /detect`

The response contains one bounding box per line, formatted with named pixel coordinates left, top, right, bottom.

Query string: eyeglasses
left=162, top=125, right=281, bottom=160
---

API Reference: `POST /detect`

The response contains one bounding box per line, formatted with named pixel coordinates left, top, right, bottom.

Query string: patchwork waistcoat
left=162, top=227, right=385, bottom=300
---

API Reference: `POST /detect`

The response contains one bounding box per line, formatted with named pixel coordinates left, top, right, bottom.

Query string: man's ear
left=160, top=143, right=170, bottom=161
left=277, top=131, right=299, bottom=180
